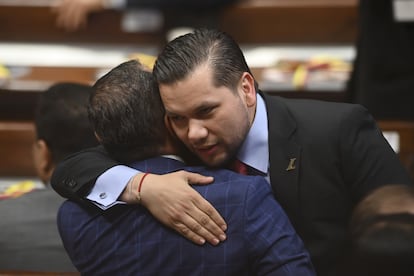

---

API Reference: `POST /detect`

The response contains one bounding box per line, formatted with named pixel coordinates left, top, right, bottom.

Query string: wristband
left=137, top=172, right=150, bottom=204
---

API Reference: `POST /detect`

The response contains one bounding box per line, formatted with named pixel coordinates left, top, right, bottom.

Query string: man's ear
left=32, top=139, right=54, bottom=184
left=240, top=72, right=256, bottom=107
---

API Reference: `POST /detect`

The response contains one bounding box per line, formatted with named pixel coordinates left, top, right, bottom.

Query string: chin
left=204, top=156, right=229, bottom=168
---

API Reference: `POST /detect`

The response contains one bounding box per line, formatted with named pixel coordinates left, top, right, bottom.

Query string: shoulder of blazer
left=130, top=156, right=185, bottom=173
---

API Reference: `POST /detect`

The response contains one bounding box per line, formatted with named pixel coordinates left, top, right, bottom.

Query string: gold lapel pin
left=286, top=158, right=297, bottom=171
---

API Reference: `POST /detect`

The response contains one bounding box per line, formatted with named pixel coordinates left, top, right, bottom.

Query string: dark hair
left=153, top=28, right=258, bottom=91
left=350, top=213, right=414, bottom=276
left=89, top=60, right=166, bottom=163
left=344, top=185, right=414, bottom=276
left=34, top=82, right=98, bottom=163
left=350, top=184, right=414, bottom=228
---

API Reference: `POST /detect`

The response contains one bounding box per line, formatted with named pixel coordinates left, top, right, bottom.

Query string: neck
left=159, top=137, right=181, bottom=156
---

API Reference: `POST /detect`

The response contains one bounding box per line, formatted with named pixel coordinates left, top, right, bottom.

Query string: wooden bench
left=2, top=119, right=413, bottom=183
left=0, top=0, right=358, bottom=45
left=0, top=0, right=163, bottom=44
left=218, top=0, right=357, bottom=44
left=0, top=0, right=360, bottom=177
left=0, top=0, right=357, bottom=121
left=0, top=121, right=36, bottom=176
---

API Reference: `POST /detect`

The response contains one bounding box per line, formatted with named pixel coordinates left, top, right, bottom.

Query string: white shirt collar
left=236, top=94, right=269, bottom=175
left=161, top=155, right=185, bottom=163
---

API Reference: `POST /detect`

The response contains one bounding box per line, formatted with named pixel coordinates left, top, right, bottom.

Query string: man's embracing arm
left=51, top=145, right=123, bottom=201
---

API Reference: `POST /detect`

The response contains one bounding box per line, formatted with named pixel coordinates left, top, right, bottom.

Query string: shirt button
left=99, top=192, right=107, bottom=199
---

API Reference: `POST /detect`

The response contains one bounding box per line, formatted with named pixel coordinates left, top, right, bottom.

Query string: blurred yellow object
left=0, top=180, right=36, bottom=199
left=129, top=53, right=157, bottom=70
left=0, top=64, right=10, bottom=78
left=308, top=55, right=351, bottom=71
left=292, top=64, right=308, bottom=89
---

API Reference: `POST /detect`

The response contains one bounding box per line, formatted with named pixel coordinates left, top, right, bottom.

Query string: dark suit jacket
left=57, top=156, right=314, bottom=275
left=51, top=94, right=412, bottom=275
left=348, top=0, right=414, bottom=120
left=263, top=94, right=412, bottom=275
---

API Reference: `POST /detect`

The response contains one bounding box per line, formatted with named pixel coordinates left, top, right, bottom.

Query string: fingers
left=53, top=1, right=86, bottom=31
left=194, top=196, right=228, bottom=234
left=170, top=171, right=227, bottom=244
left=182, top=171, right=214, bottom=185
left=170, top=199, right=227, bottom=246
left=168, top=186, right=227, bottom=245
left=176, top=171, right=227, bottom=244
left=52, top=0, right=103, bottom=31
left=140, top=171, right=227, bottom=246
left=172, top=217, right=212, bottom=245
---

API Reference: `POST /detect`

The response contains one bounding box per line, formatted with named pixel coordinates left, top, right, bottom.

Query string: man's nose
left=187, top=119, right=208, bottom=143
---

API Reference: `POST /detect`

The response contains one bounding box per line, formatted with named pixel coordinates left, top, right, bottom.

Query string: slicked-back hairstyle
left=89, top=60, right=166, bottom=163
left=34, top=82, right=98, bottom=164
left=153, top=28, right=258, bottom=91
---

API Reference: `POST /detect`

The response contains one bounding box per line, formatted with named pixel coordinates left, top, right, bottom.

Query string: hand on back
left=120, top=170, right=227, bottom=245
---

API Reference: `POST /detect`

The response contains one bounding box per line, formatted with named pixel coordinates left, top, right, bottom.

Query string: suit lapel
left=262, top=92, right=302, bottom=228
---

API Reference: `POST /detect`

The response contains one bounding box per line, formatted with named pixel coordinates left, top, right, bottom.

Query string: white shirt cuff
left=87, top=165, right=140, bottom=208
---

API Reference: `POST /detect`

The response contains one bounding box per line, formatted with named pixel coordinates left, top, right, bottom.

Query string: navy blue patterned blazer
left=58, top=156, right=315, bottom=275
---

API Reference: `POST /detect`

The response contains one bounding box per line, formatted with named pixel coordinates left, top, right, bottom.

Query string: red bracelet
left=137, top=172, right=150, bottom=203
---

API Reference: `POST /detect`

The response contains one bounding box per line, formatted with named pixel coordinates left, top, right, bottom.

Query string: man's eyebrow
left=165, top=101, right=217, bottom=117
left=194, top=102, right=217, bottom=112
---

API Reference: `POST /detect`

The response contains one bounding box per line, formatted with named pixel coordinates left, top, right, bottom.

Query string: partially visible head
left=348, top=185, right=414, bottom=276
left=33, top=82, right=98, bottom=184
left=350, top=213, right=414, bottom=276
left=89, top=60, right=168, bottom=163
left=351, top=184, right=414, bottom=227
left=153, top=28, right=258, bottom=167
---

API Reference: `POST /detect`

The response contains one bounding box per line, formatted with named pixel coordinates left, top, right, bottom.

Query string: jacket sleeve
left=339, top=105, right=413, bottom=202
left=51, top=145, right=120, bottom=202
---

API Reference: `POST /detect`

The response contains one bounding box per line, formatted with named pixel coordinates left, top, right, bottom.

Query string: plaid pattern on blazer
left=58, top=156, right=315, bottom=275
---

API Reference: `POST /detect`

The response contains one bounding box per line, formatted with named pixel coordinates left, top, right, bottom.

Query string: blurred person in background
left=0, top=82, right=98, bottom=272
left=339, top=184, right=414, bottom=276
left=53, top=0, right=239, bottom=32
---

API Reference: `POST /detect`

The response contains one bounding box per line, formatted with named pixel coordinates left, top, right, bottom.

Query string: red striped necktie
left=228, top=159, right=249, bottom=175
left=229, top=159, right=265, bottom=176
